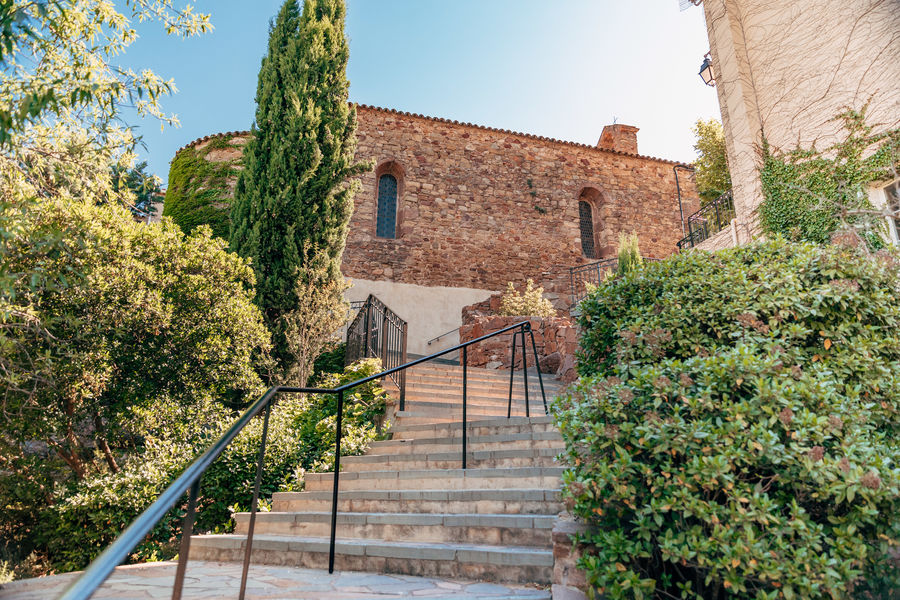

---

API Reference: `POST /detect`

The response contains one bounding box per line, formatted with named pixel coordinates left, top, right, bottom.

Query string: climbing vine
left=759, top=103, right=899, bottom=245
left=162, top=135, right=243, bottom=239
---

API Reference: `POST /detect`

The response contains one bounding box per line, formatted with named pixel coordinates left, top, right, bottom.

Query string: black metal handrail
left=345, top=294, right=408, bottom=408
left=676, top=189, right=734, bottom=250
left=569, top=256, right=660, bottom=307
left=58, top=320, right=546, bottom=600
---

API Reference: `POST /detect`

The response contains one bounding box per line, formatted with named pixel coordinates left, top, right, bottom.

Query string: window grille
left=376, top=174, right=398, bottom=238
left=579, top=200, right=595, bottom=258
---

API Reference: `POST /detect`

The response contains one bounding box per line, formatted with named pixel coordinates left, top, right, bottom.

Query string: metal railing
left=58, top=321, right=546, bottom=600
left=569, top=256, right=660, bottom=307
left=676, top=189, right=735, bottom=250
left=345, top=295, right=408, bottom=408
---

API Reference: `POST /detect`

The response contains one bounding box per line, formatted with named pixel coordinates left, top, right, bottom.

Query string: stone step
left=393, top=408, right=547, bottom=424
left=406, top=378, right=559, bottom=395
left=392, top=414, right=545, bottom=426
left=407, top=367, right=556, bottom=387
left=233, top=511, right=555, bottom=547
left=271, top=488, right=563, bottom=515
left=189, top=534, right=553, bottom=584
left=370, top=430, right=563, bottom=454
left=388, top=415, right=556, bottom=439
left=304, top=466, right=564, bottom=492
left=397, top=399, right=549, bottom=415
left=340, top=447, right=562, bottom=472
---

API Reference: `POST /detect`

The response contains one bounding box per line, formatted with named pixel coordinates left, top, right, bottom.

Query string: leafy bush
left=498, top=279, right=556, bottom=318
left=31, top=359, right=386, bottom=574
left=559, top=239, right=900, bottom=599
left=312, top=342, right=347, bottom=382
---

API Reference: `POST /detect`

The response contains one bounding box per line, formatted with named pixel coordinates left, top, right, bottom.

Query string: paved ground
left=0, top=561, right=551, bottom=600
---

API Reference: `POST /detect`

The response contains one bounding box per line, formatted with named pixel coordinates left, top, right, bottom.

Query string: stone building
left=169, top=104, right=698, bottom=354
left=696, top=0, right=900, bottom=251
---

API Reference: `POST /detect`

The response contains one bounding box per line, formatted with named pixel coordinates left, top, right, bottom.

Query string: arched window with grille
left=376, top=173, right=398, bottom=238
left=579, top=200, right=596, bottom=258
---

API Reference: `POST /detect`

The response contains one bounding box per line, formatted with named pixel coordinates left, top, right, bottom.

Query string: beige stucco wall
left=345, top=278, right=494, bottom=356
left=702, top=0, right=900, bottom=246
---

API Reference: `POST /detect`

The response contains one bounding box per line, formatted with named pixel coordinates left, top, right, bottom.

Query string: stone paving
left=0, top=561, right=551, bottom=600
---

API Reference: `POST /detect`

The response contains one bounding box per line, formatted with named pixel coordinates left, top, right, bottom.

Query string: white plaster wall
left=702, top=0, right=900, bottom=243
left=345, top=278, right=494, bottom=356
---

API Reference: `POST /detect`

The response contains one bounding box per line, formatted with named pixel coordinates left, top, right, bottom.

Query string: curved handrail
left=58, top=319, right=546, bottom=600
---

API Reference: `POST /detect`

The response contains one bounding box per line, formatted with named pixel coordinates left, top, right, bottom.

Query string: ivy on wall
left=162, top=135, right=242, bottom=239
left=759, top=104, right=899, bottom=245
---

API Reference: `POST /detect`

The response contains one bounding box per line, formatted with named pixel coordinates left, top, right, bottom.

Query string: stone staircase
left=190, top=363, right=565, bottom=585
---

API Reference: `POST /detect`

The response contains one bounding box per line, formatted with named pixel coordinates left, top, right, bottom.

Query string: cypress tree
left=230, top=0, right=368, bottom=385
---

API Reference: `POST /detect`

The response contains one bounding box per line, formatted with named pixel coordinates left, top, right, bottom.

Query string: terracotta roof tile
left=175, top=104, right=690, bottom=166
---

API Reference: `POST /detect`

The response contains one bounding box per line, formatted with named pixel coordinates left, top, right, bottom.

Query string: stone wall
left=552, top=518, right=590, bottom=600
left=701, top=0, right=900, bottom=243
left=694, top=219, right=738, bottom=252
left=458, top=301, right=578, bottom=383
left=347, top=106, right=698, bottom=293
left=171, top=105, right=699, bottom=300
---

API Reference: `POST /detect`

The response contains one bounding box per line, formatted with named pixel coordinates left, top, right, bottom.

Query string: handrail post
left=462, top=345, right=468, bottom=470
left=521, top=324, right=530, bottom=418
left=171, top=479, right=200, bottom=600
left=399, top=321, right=408, bottom=411
left=238, top=400, right=272, bottom=600
left=329, top=390, right=344, bottom=574
left=507, top=331, right=518, bottom=418
left=528, top=329, right=548, bottom=415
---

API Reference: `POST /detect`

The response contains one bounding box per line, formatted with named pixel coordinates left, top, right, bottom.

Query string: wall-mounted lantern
left=699, top=53, right=715, bottom=86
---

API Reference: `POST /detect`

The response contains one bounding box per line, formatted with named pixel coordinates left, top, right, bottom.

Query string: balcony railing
left=677, top=190, right=734, bottom=250
left=569, top=256, right=660, bottom=308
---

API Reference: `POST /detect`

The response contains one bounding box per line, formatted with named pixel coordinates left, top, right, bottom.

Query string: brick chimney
left=597, top=124, right=639, bottom=154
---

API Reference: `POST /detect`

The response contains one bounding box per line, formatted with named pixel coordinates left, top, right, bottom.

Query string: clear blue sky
left=122, top=0, right=721, bottom=184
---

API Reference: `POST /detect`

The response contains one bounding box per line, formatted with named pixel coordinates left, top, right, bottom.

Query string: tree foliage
left=229, top=0, right=369, bottom=385
left=0, top=198, right=271, bottom=482
left=0, top=0, right=211, bottom=147
left=561, top=239, right=900, bottom=599
left=759, top=104, right=900, bottom=246
left=691, top=118, right=731, bottom=204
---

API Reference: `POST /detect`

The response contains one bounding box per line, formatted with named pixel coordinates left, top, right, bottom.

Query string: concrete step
left=369, top=430, right=563, bottom=454
left=304, top=466, right=564, bottom=492
left=388, top=415, right=557, bottom=439
left=234, top=511, right=555, bottom=547
left=340, top=447, right=562, bottom=472
left=272, top=488, right=564, bottom=515
left=189, top=534, right=553, bottom=584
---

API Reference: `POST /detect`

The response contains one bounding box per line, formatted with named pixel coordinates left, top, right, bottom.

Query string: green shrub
left=21, top=359, right=386, bottom=574
left=498, top=279, right=556, bottom=317
left=559, top=239, right=900, bottom=599
left=312, top=342, right=347, bottom=383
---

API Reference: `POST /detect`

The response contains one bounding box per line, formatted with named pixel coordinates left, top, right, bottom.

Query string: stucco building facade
left=698, top=0, right=900, bottom=249
left=170, top=105, right=698, bottom=354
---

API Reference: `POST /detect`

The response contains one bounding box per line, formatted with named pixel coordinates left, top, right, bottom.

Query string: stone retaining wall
left=459, top=313, right=578, bottom=383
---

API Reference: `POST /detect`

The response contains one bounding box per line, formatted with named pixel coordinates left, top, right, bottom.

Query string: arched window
left=579, top=200, right=596, bottom=258
left=376, top=173, right=398, bottom=238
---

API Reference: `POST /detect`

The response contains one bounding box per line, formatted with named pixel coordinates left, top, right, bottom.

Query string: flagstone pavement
left=0, top=561, right=551, bottom=600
